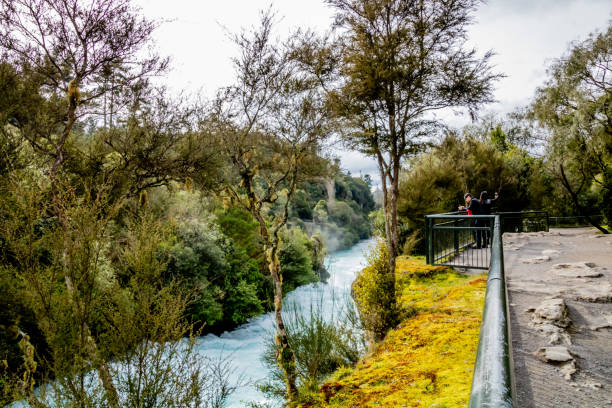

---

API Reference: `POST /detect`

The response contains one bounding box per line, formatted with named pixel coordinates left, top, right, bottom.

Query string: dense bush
left=290, top=173, right=376, bottom=252
left=153, top=191, right=325, bottom=331
left=351, top=240, right=399, bottom=342
left=397, top=131, right=555, bottom=254
left=279, top=229, right=320, bottom=294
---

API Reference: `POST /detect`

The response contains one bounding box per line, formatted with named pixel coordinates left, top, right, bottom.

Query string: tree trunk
left=242, top=166, right=298, bottom=401
left=388, top=159, right=400, bottom=290
left=375, top=151, right=398, bottom=335
left=560, top=164, right=610, bottom=234
left=267, top=239, right=298, bottom=402
left=376, top=153, right=392, bottom=257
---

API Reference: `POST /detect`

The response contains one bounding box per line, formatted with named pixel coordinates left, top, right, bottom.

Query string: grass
left=299, top=256, right=487, bottom=407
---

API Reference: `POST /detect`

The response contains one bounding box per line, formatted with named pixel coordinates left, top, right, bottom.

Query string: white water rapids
left=8, top=238, right=375, bottom=408
left=198, top=238, right=375, bottom=407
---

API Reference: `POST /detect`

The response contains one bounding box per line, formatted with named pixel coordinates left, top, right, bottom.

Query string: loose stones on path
left=550, top=262, right=606, bottom=278
left=506, top=229, right=612, bottom=406
left=529, top=297, right=571, bottom=345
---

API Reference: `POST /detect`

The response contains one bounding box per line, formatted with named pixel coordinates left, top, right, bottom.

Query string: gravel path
left=504, top=227, right=612, bottom=408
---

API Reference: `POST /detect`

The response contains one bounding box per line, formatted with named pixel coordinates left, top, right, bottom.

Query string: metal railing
left=425, top=213, right=495, bottom=270
left=468, top=215, right=515, bottom=407
left=424, top=210, right=552, bottom=406
left=497, top=211, right=549, bottom=233
left=548, top=215, right=604, bottom=228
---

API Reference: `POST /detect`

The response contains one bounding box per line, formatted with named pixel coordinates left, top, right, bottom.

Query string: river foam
left=198, top=238, right=375, bottom=407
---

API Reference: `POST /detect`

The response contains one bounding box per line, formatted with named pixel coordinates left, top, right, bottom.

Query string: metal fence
left=425, top=213, right=495, bottom=270
left=548, top=215, right=604, bottom=228
left=498, top=211, right=549, bottom=233
left=423, top=210, right=554, bottom=406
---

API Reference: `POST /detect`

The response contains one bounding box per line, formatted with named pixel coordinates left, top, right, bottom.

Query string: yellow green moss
left=301, top=256, right=486, bottom=407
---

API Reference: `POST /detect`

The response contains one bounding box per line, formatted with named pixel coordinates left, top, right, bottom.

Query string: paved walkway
left=503, top=227, right=612, bottom=408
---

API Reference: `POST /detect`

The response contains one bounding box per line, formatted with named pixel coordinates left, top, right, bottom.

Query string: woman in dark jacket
left=480, top=191, right=499, bottom=247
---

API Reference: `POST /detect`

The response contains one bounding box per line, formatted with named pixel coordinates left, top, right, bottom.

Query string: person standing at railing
left=459, top=192, right=484, bottom=248
left=480, top=191, right=499, bottom=248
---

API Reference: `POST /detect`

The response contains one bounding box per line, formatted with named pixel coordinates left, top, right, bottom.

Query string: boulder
left=534, top=346, right=573, bottom=363
left=533, top=298, right=570, bottom=327
left=530, top=297, right=571, bottom=344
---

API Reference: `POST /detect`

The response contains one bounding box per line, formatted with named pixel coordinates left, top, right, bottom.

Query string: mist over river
left=196, top=238, right=375, bottom=407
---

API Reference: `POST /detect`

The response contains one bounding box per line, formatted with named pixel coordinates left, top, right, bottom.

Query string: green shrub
left=279, top=229, right=319, bottom=293
left=351, top=240, right=398, bottom=342
left=258, top=295, right=367, bottom=405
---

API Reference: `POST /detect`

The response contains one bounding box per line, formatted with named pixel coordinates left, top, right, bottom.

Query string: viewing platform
left=425, top=213, right=612, bottom=407
left=504, top=228, right=612, bottom=407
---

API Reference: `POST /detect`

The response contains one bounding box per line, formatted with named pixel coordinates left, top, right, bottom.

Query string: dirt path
left=504, top=227, right=612, bottom=408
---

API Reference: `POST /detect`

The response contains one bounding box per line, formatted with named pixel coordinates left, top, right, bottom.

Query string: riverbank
left=300, top=257, right=486, bottom=407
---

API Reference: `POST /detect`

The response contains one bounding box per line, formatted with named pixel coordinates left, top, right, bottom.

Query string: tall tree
left=0, top=0, right=168, bottom=186
left=531, top=24, right=612, bottom=233
left=0, top=1, right=167, bottom=405
left=210, top=12, right=331, bottom=402
left=312, top=0, right=500, bottom=333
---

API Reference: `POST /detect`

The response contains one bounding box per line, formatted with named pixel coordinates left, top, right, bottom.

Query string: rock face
left=505, top=228, right=612, bottom=404
left=569, top=282, right=612, bottom=303
left=533, top=298, right=570, bottom=326
left=532, top=313, right=578, bottom=381
left=560, top=360, right=577, bottom=381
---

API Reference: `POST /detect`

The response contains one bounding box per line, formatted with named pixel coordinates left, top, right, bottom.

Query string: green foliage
left=328, top=201, right=352, bottom=225
left=259, top=296, right=367, bottom=406
left=313, top=200, right=329, bottom=224
left=297, top=173, right=375, bottom=252
left=302, top=260, right=486, bottom=408
left=352, top=240, right=398, bottom=342
left=291, top=172, right=375, bottom=252
left=368, top=208, right=386, bottom=238
left=397, top=132, right=553, bottom=253
left=0, top=175, right=240, bottom=407
left=280, top=229, right=319, bottom=294
left=601, top=169, right=612, bottom=225
left=490, top=124, right=509, bottom=153
left=531, top=24, right=612, bottom=232
left=333, top=173, right=375, bottom=213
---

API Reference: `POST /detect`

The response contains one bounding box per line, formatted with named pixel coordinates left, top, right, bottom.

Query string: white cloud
left=135, top=0, right=611, bottom=186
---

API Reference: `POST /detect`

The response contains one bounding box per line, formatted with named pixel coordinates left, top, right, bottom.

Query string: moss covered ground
left=301, top=257, right=486, bottom=407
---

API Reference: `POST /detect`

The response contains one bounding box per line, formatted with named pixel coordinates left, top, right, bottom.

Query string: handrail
left=494, top=210, right=546, bottom=215
left=424, top=213, right=516, bottom=406
left=468, top=215, right=515, bottom=407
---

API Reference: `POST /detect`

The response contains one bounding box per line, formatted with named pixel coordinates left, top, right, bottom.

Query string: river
left=7, top=239, right=374, bottom=408
left=197, top=238, right=375, bottom=407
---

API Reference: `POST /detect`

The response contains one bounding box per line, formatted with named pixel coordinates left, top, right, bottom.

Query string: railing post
left=426, top=216, right=433, bottom=265
left=453, top=218, right=459, bottom=258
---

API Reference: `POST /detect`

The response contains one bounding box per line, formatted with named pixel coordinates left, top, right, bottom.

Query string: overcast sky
left=135, top=0, right=611, bottom=186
